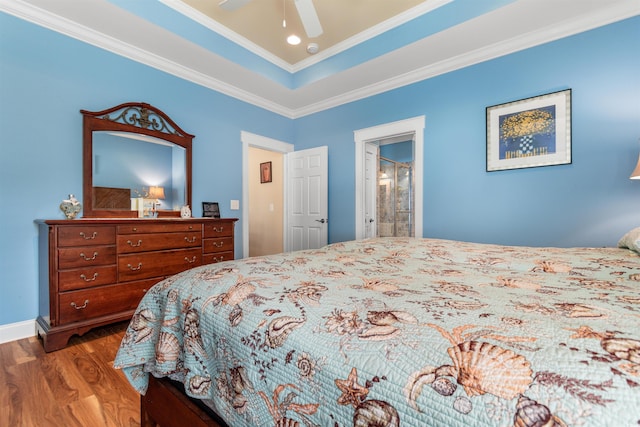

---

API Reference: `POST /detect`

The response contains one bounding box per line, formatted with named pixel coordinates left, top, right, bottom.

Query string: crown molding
left=2, top=0, right=638, bottom=119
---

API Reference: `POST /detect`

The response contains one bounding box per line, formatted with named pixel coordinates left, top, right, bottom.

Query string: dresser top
left=36, top=218, right=239, bottom=225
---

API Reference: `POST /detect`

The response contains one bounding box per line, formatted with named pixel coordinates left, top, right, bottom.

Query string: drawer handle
left=184, top=236, right=197, bottom=243
left=132, top=227, right=138, bottom=232
left=127, top=239, right=143, bottom=247
left=213, top=226, right=224, bottom=233
left=80, top=272, right=98, bottom=282
left=79, top=252, right=98, bottom=261
left=127, top=262, right=143, bottom=271
left=185, top=256, right=197, bottom=264
left=213, top=256, right=225, bottom=262
left=79, top=231, right=97, bottom=240
left=188, top=225, right=193, bottom=230
left=70, top=300, right=89, bottom=310
left=213, top=241, right=224, bottom=248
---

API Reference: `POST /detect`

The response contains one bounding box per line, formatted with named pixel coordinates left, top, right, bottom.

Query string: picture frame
left=260, top=161, right=272, bottom=183
left=202, top=202, right=220, bottom=218
left=486, top=89, right=571, bottom=172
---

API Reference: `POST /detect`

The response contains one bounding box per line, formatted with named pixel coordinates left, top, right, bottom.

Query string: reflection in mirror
left=92, top=132, right=186, bottom=211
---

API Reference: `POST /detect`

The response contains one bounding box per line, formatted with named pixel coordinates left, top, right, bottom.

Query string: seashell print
left=188, top=375, right=211, bottom=396
left=353, top=400, right=400, bottom=427
left=446, top=300, right=487, bottom=310
left=446, top=341, right=532, bottom=399
left=629, top=273, right=640, bottom=281
left=183, top=309, right=200, bottom=338
left=367, top=310, right=417, bottom=326
left=601, top=338, right=640, bottom=364
left=265, top=316, right=306, bottom=348
left=533, top=260, right=572, bottom=273
left=513, top=395, right=567, bottom=427
left=404, top=366, right=437, bottom=411
left=223, top=280, right=257, bottom=306
left=358, top=325, right=400, bottom=341
left=617, top=294, right=640, bottom=305
left=230, top=366, right=254, bottom=393
left=288, top=284, right=328, bottom=305
left=155, top=331, right=181, bottom=363
left=275, top=418, right=300, bottom=427
left=496, top=276, right=541, bottom=291
left=431, top=377, right=457, bottom=396
left=362, top=278, right=399, bottom=293
left=453, top=396, right=472, bottom=414
left=229, top=305, right=243, bottom=326
left=554, top=303, right=604, bottom=318
left=129, top=308, right=156, bottom=343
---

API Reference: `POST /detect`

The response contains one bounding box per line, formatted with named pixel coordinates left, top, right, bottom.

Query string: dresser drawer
left=58, top=265, right=117, bottom=292
left=118, top=232, right=202, bottom=254
left=203, top=237, right=234, bottom=254
left=118, top=248, right=202, bottom=281
left=118, top=223, right=202, bottom=234
left=58, top=246, right=117, bottom=269
left=203, top=251, right=234, bottom=264
left=57, top=226, right=116, bottom=247
left=58, top=280, right=153, bottom=325
left=203, top=221, right=234, bottom=238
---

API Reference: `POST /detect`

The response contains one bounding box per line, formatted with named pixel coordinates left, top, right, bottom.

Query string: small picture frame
left=260, top=161, right=272, bottom=183
left=486, top=89, right=571, bottom=172
left=202, top=202, right=220, bottom=218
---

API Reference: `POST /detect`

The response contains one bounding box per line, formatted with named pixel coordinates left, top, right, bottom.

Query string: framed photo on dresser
left=202, top=202, right=220, bottom=218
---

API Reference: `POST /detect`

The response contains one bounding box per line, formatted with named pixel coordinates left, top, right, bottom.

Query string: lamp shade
left=148, top=186, right=165, bottom=199
left=631, top=155, right=640, bottom=180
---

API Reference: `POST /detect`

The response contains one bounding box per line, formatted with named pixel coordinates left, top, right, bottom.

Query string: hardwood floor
left=0, top=322, right=140, bottom=427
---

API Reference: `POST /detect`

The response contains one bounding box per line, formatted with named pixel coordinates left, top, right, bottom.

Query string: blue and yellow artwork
left=499, top=105, right=556, bottom=160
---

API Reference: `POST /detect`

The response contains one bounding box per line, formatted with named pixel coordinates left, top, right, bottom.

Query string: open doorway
left=241, top=132, right=293, bottom=258
left=248, top=147, right=284, bottom=256
left=354, top=116, right=425, bottom=240
left=378, top=138, right=414, bottom=237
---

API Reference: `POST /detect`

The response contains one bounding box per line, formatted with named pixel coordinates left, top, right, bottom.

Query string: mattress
left=114, top=237, right=640, bottom=426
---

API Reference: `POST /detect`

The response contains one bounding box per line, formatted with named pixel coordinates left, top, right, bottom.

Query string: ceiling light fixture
left=306, top=43, right=319, bottom=54
left=282, top=0, right=286, bottom=28
left=287, top=35, right=301, bottom=45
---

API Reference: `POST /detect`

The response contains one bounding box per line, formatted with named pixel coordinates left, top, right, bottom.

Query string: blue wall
left=294, top=17, right=640, bottom=246
left=0, top=13, right=293, bottom=326
left=1, top=12, right=639, bottom=327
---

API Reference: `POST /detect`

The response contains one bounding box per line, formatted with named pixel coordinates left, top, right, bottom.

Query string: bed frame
left=141, top=376, right=227, bottom=427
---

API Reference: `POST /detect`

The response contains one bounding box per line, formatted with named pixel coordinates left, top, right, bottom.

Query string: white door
left=364, top=142, right=378, bottom=239
left=286, top=146, right=328, bottom=251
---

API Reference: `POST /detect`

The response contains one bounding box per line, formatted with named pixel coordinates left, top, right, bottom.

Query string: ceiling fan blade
left=294, top=0, right=323, bottom=38
left=218, top=0, right=253, bottom=11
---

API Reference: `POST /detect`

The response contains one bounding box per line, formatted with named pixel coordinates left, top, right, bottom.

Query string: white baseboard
left=0, top=319, right=36, bottom=344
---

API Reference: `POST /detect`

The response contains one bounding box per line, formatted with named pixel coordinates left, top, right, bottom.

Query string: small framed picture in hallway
left=260, top=161, right=272, bottom=183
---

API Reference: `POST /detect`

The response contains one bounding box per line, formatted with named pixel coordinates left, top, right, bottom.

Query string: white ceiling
left=2, top=0, right=638, bottom=118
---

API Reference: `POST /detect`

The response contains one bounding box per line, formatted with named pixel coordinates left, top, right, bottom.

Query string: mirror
left=82, top=102, right=193, bottom=218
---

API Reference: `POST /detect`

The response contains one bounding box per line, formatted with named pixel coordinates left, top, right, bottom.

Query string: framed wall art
left=202, top=201, right=220, bottom=218
left=486, top=89, right=571, bottom=172
left=260, top=161, right=272, bottom=183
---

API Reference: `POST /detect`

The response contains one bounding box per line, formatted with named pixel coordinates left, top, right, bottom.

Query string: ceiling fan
left=218, top=0, right=323, bottom=38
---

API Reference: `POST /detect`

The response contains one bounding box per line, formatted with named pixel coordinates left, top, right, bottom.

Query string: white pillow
left=618, top=227, right=640, bottom=254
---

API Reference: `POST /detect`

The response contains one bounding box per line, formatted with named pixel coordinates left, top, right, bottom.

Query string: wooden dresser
left=36, top=218, right=238, bottom=352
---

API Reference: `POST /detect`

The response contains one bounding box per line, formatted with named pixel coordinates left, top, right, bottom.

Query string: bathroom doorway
left=378, top=153, right=414, bottom=238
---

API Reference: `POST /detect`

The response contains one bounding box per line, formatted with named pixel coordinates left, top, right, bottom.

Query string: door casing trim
left=354, top=116, right=425, bottom=240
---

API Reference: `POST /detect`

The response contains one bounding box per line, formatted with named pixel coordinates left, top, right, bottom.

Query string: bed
left=114, top=233, right=640, bottom=427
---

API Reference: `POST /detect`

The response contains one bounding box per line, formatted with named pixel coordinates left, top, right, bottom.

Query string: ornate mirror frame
left=81, top=102, right=194, bottom=218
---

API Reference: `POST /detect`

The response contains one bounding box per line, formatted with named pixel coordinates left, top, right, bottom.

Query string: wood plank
left=0, top=322, right=142, bottom=427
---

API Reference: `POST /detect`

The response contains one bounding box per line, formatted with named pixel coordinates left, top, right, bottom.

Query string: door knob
left=368, top=218, right=375, bottom=223
left=315, top=218, right=327, bottom=224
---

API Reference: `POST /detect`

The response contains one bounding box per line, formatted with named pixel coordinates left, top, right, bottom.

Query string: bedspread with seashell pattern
left=114, top=237, right=640, bottom=426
